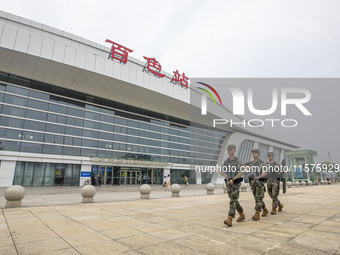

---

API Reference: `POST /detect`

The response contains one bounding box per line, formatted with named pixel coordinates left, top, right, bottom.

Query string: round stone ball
left=171, top=184, right=181, bottom=193
left=294, top=181, right=300, bottom=187
left=301, top=181, right=306, bottom=186
left=307, top=181, right=313, bottom=186
left=139, top=184, right=151, bottom=195
left=206, top=183, right=215, bottom=191
left=4, top=185, right=26, bottom=201
left=81, top=185, right=96, bottom=198
left=240, top=182, right=248, bottom=189
left=287, top=181, right=293, bottom=187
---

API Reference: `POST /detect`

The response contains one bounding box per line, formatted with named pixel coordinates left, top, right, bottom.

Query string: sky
left=0, top=0, right=339, bottom=163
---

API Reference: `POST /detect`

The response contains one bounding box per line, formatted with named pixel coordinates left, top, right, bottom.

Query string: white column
left=0, top=160, right=16, bottom=187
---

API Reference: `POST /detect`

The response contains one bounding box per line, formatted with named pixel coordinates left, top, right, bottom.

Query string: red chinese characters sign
left=105, top=39, right=133, bottom=64
left=105, top=39, right=189, bottom=87
left=142, top=56, right=165, bottom=78
left=171, top=70, right=189, bottom=88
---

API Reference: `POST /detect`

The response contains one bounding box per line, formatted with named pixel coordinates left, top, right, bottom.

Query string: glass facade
left=0, top=72, right=228, bottom=169
left=13, top=162, right=81, bottom=186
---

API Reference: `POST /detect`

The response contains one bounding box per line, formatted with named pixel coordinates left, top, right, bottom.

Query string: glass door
left=106, top=167, right=113, bottom=185
left=120, top=170, right=127, bottom=185
left=136, top=171, right=142, bottom=185
left=98, top=166, right=105, bottom=186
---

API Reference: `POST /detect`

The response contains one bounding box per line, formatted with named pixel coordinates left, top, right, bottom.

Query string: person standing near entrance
left=246, top=149, right=269, bottom=221
left=220, top=144, right=246, bottom=227
left=98, top=174, right=102, bottom=186
left=91, top=173, right=95, bottom=186
left=163, top=176, right=167, bottom=190
left=166, top=174, right=171, bottom=191
left=184, top=176, right=189, bottom=188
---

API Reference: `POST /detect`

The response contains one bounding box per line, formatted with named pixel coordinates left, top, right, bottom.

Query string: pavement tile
left=173, top=234, right=223, bottom=251
left=117, top=233, right=165, bottom=249
left=16, top=238, right=71, bottom=255
left=139, top=241, right=196, bottom=255
left=202, top=242, right=262, bottom=255
left=44, top=248, right=80, bottom=255
left=120, top=250, right=144, bottom=255
left=0, top=245, right=17, bottom=255
left=75, top=240, right=131, bottom=255
left=102, top=227, right=143, bottom=239
left=79, top=218, right=124, bottom=231
left=148, top=228, right=192, bottom=241
left=0, top=233, right=14, bottom=247
left=289, top=230, right=340, bottom=253
left=12, top=230, right=59, bottom=244
left=63, top=231, right=112, bottom=247
left=311, top=223, right=340, bottom=234
left=265, top=243, right=332, bottom=255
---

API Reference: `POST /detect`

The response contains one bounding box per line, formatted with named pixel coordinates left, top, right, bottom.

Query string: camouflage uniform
left=266, top=160, right=281, bottom=208
left=246, top=159, right=266, bottom=212
left=222, top=156, right=244, bottom=217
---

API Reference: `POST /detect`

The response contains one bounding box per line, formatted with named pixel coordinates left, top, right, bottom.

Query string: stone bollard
left=240, top=182, right=248, bottom=192
left=81, top=185, right=96, bottom=203
left=139, top=184, right=151, bottom=199
left=287, top=181, right=293, bottom=188
left=5, top=185, right=26, bottom=208
left=307, top=181, right=313, bottom=186
left=321, top=180, right=326, bottom=185
left=301, top=181, right=306, bottom=187
left=222, top=183, right=228, bottom=193
left=294, top=181, right=300, bottom=187
left=206, top=183, right=215, bottom=195
left=170, top=184, right=181, bottom=197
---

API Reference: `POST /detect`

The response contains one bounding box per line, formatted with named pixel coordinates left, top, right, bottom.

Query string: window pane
left=63, top=147, right=81, bottom=156
left=45, top=124, right=64, bottom=134
left=4, top=95, right=28, bottom=107
left=32, top=163, right=44, bottom=186
left=22, top=131, right=44, bottom=142
left=28, top=90, right=49, bottom=101
left=6, top=83, right=29, bottom=95
left=20, top=142, right=43, bottom=153
left=23, top=162, right=34, bottom=186
left=26, top=110, right=47, bottom=121
left=44, top=163, right=55, bottom=186
left=48, top=103, right=67, bottom=114
left=27, top=99, right=48, bottom=111
left=2, top=105, right=26, bottom=117
left=24, top=120, right=45, bottom=131
left=13, top=162, right=25, bottom=185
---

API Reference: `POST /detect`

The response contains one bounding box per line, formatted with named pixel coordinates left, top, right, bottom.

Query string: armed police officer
left=256, top=152, right=284, bottom=214
left=220, top=144, right=246, bottom=227
left=245, top=148, right=269, bottom=221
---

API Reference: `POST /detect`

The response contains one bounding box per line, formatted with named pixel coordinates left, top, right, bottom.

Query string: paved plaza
left=0, top=184, right=340, bottom=255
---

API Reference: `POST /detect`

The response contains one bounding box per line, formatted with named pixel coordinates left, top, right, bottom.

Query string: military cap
left=227, top=144, right=236, bottom=150
left=267, top=152, right=274, bottom=156
left=251, top=148, right=260, bottom=153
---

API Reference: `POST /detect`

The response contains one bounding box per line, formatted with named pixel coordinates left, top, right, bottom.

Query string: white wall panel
left=75, top=49, right=86, bottom=69
left=27, top=33, right=42, bottom=56
left=52, top=41, right=65, bottom=63
left=0, top=26, right=17, bottom=49
left=40, top=37, right=54, bottom=59
left=64, top=45, right=76, bottom=66
left=14, top=29, right=30, bottom=53
left=84, top=52, right=95, bottom=71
